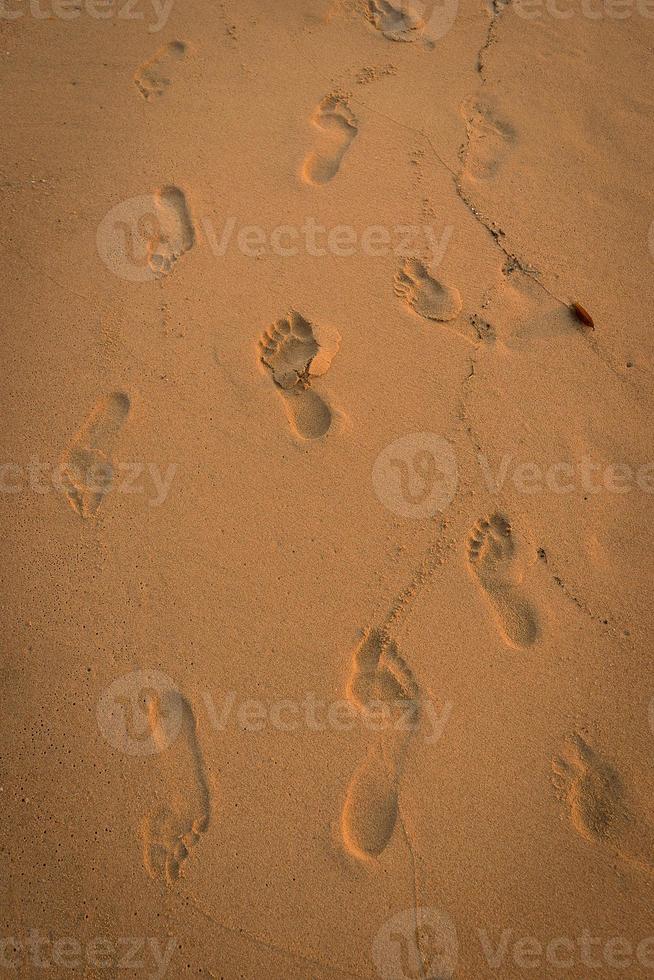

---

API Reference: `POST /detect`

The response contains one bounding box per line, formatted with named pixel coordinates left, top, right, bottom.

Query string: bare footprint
left=552, top=735, right=654, bottom=877
left=394, top=258, right=462, bottom=323
left=134, top=40, right=187, bottom=100
left=461, top=98, right=517, bottom=181
left=259, top=311, right=341, bottom=440
left=302, top=95, right=358, bottom=186
left=60, top=391, right=130, bottom=519
left=141, top=690, right=211, bottom=885
left=147, top=185, right=195, bottom=277
left=365, top=0, right=423, bottom=41
left=341, top=628, right=420, bottom=862
left=466, top=513, right=540, bottom=649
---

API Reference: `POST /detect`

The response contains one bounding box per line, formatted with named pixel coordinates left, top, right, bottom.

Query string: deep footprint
left=461, top=98, right=517, bottom=181
left=466, top=513, right=540, bottom=649
left=60, top=391, right=130, bottom=518
left=148, top=185, right=195, bottom=277
left=259, top=311, right=340, bottom=440
left=142, top=690, right=211, bottom=885
left=552, top=735, right=654, bottom=877
left=302, top=96, right=358, bottom=186
left=341, top=629, right=420, bottom=861
left=394, top=258, right=462, bottom=323
left=134, top=40, right=187, bottom=100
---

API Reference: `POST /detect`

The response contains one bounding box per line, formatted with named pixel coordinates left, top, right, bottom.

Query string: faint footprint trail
left=302, top=95, right=358, bottom=186
left=552, top=735, right=654, bottom=878
left=366, top=0, right=424, bottom=42
left=60, top=391, right=130, bottom=519
left=394, top=258, right=462, bottom=323
left=466, top=513, right=540, bottom=649
left=142, top=690, right=211, bottom=885
left=259, top=311, right=341, bottom=440
left=148, top=185, right=195, bottom=277
left=460, top=98, right=517, bottom=182
left=341, top=628, right=421, bottom=861
left=134, top=40, right=187, bottom=100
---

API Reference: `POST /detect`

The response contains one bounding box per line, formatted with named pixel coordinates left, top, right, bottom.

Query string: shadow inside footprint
left=302, top=96, right=358, bottom=186
left=148, top=185, right=195, bottom=277
left=466, top=513, right=540, bottom=649
left=259, top=311, right=341, bottom=440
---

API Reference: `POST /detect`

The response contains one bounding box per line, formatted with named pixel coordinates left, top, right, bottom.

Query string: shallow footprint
left=134, top=40, right=187, bottom=100
left=466, top=513, right=539, bottom=649
left=148, top=185, right=195, bottom=277
left=394, top=258, right=462, bottom=322
left=142, top=690, right=211, bottom=885
left=259, top=311, right=341, bottom=440
left=341, top=629, right=420, bottom=862
left=552, top=735, right=654, bottom=877
left=365, top=0, right=424, bottom=42
left=461, top=98, right=517, bottom=181
left=60, top=391, right=130, bottom=519
left=302, top=95, right=358, bottom=186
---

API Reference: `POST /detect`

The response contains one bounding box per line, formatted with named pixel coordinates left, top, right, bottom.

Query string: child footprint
left=147, top=185, right=195, bottom=277
left=259, top=311, right=341, bottom=440
left=466, top=513, right=540, bottom=649
left=552, top=735, right=654, bottom=878
left=301, top=95, right=358, bottom=186
left=141, top=689, right=211, bottom=885
left=341, top=628, right=421, bottom=861
left=394, top=258, right=462, bottom=323
left=60, top=391, right=130, bottom=518
left=134, top=40, right=187, bottom=100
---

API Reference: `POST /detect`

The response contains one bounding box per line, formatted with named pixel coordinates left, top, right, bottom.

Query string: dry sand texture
left=2, top=0, right=654, bottom=977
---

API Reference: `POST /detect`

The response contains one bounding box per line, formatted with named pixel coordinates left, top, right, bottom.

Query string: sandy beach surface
left=2, top=0, right=654, bottom=977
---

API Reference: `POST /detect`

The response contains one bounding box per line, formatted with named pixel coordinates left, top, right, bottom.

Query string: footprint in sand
left=341, top=628, right=421, bottom=861
left=301, top=95, right=358, bottom=186
left=552, top=735, right=654, bottom=878
left=259, top=311, right=341, bottom=440
left=141, top=690, right=211, bottom=885
left=461, top=98, right=517, bottom=181
left=60, top=391, right=130, bottom=519
left=147, top=185, right=195, bottom=277
left=466, top=513, right=540, bottom=649
left=394, top=258, right=462, bottom=323
left=134, top=40, right=187, bottom=100
left=365, top=0, right=424, bottom=42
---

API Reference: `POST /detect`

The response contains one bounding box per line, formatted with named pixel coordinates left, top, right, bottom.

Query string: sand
left=2, top=0, right=654, bottom=976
